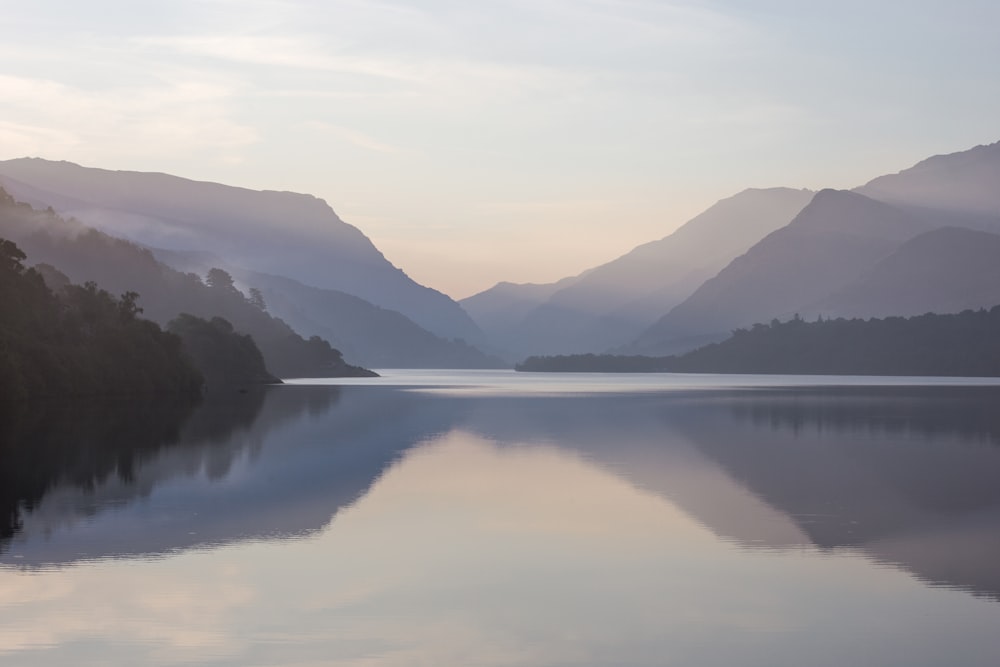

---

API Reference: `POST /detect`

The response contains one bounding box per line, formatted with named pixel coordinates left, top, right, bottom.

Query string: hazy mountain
left=630, top=190, right=936, bottom=354
left=0, top=158, right=483, bottom=344
left=460, top=277, right=579, bottom=338
left=675, top=387, right=1000, bottom=600
left=628, top=141, right=1000, bottom=355
left=464, top=187, right=813, bottom=359
left=243, top=272, right=503, bottom=368
left=817, top=226, right=1000, bottom=318
left=153, top=247, right=503, bottom=368
left=0, top=187, right=369, bottom=377
left=857, top=140, right=1000, bottom=217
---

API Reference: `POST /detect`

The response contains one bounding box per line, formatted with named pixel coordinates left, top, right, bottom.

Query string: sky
left=2, top=0, right=999, bottom=299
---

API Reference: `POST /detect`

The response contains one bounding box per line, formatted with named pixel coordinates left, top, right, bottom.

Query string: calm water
left=3, top=370, right=1000, bottom=666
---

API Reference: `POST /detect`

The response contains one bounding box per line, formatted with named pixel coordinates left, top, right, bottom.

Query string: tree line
left=516, top=309, right=1000, bottom=377
left=0, top=186, right=375, bottom=380
left=1, top=238, right=205, bottom=399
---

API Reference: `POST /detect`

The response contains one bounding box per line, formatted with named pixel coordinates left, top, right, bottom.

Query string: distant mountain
left=463, top=187, right=814, bottom=359
left=629, top=141, right=1000, bottom=355
left=629, top=190, right=936, bottom=354
left=0, top=187, right=371, bottom=378
left=461, top=278, right=578, bottom=341
left=857, top=140, right=1000, bottom=216
left=153, top=247, right=503, bottom=368
left=0, top=158, right=483, bottom=344
left=520, top=306, right=1000, bottom=377
left=817, top=227, right=1000, bottom=319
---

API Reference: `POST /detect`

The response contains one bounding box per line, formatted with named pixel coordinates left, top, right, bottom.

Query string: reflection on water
left=2, top=374, right=1000, bottom=666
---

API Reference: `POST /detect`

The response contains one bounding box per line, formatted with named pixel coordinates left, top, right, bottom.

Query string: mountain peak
left=0, top=158, right=484, bottom=343
left=856, top=140, right=1000, bottom=215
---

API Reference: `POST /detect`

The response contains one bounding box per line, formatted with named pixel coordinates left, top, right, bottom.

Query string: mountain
left=817, top=226, right=1000, bottom=318
left=460, top=278, right=578, bottom=337
left=0, top=187, right=371, bottom=378
left=153, top=248, right=503, bottom=368
left=0, top=158, right=483, bottom=344
left=463, top=187, right=814, bottom=359
left=630, top=190, right=936, bottom=353
left=629, top=141, right=1000, bottom=355
left=857, top=140, right=1000, bottom=216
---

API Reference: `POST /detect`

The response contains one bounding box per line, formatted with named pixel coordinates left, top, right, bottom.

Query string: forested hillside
left=0, top=238, right=203, bottom=400
left=517, top=308, right=1000, bottom=377
left=0, top=187, right=373, bottom=378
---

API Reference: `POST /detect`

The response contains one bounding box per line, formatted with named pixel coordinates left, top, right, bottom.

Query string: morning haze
left=3, top=2, right=1000, bottom=666
left=2, top=0, right=999, bottom=298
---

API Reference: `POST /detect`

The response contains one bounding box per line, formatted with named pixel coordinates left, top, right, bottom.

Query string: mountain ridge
left=463, top=186, right=814, bottom=359
left=0, top=158, right=484, bottom=345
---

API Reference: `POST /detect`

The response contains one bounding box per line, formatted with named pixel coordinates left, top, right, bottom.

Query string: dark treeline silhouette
left=517, top=308, right=1000, bottom=376
left=167, top=314, right=280, bottom=388
left=1, top=235, right=294, bottom=397
left=0, top=238, right=203, bottom=400
left=0, top=187, right=374, bottom=378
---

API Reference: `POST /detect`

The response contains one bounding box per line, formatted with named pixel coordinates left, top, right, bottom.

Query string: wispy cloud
left=303, top=121, right=398, bottom=154
left=134, top=34, right=430, bottom=84
left=0, top=73, right=256, bottom=161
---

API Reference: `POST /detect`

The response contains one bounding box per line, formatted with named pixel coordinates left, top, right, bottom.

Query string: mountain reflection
left=670, top=387, right=1000, bottom=600
left=3, top=381, right=999, bottom=605
left=0, top=385, right=477, bottom=566
left=0, top=393, right=203, bottom=542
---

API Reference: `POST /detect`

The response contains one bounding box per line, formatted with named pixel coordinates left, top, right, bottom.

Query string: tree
left=206, top=268, right=236, bottom=292
left=0, top=238, right=27, bottom=275
left=248, top=287, right=267, bottom=311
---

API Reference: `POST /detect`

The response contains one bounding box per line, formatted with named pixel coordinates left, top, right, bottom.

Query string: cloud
left=303, top=121, right=399, bottom=154
left=0, top=73, right=256, bottom=162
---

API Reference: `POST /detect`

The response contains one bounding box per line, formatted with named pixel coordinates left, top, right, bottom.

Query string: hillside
left=817, top=227, right=1000, bottom=318
left=519, top=307, right=1000, bottom=377
left=856, top=140, right=1000, bottom=217
left=0, top=158, right=484, bottom=344
left=154, top=249, right=504, bottom=368
left=0, top=237, right=205, bottom=400
left=463, top=187, right=813, bottom=359
left=0, top=187, right=373, bottom=378
left=629, top=190, right=936, bottom=354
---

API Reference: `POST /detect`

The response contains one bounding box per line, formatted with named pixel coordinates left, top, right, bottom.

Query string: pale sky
left=2, top=0, right=998, bottom=299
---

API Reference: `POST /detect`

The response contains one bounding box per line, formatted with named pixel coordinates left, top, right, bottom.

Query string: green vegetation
left=168, top=314, right=280, bottom=388
left=0, top=238, right=203, bottom=400
left=0, top=186, right=376, bottom=378
left=516, top=310, right=1000, bottom=377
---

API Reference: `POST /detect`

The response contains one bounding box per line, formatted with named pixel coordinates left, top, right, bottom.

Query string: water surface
left=2, top=371, right=1000, bottom=666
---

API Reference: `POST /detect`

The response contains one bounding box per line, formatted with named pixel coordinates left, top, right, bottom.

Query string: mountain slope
left=629, top=140, right=1000, bottom=355
left=0, top=158, right=483, bottom=343
left=464, top=187, right=813, bottom=359
left=629, top=190, right=937, bottom=354
left=0, top=187, right=369, bottom=377
left=817, top=226, right=1000, bottom=318
left=856, top=140, right=1000, bottom=217
left=152, top=247, right=503, bottom=368
left=460, top=277, right=579, bottom=338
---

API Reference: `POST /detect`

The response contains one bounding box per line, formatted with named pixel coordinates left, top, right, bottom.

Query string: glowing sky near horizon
left=2, top=0, right=998, bottom=298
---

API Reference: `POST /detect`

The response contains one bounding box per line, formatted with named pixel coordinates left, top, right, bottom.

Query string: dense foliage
left=168, top=314, right=280, bottom=388
left=0, top=187, right=375, bottom=378
left=517, top=310, right=1000, bottom=377
left=0, top=238, right=203, bottom=400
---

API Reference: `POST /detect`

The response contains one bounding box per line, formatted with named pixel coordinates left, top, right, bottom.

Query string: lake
left=3, top=370, right=1000, bottom=666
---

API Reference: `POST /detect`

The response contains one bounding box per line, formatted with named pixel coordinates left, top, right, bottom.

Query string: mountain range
left=462, top=187, right=815, bottom=359
left=3, top=140, right=999, bottom=368
left=465, top=140, right=1000, bottom=360
left=0, top=159, right=500, bottom=368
